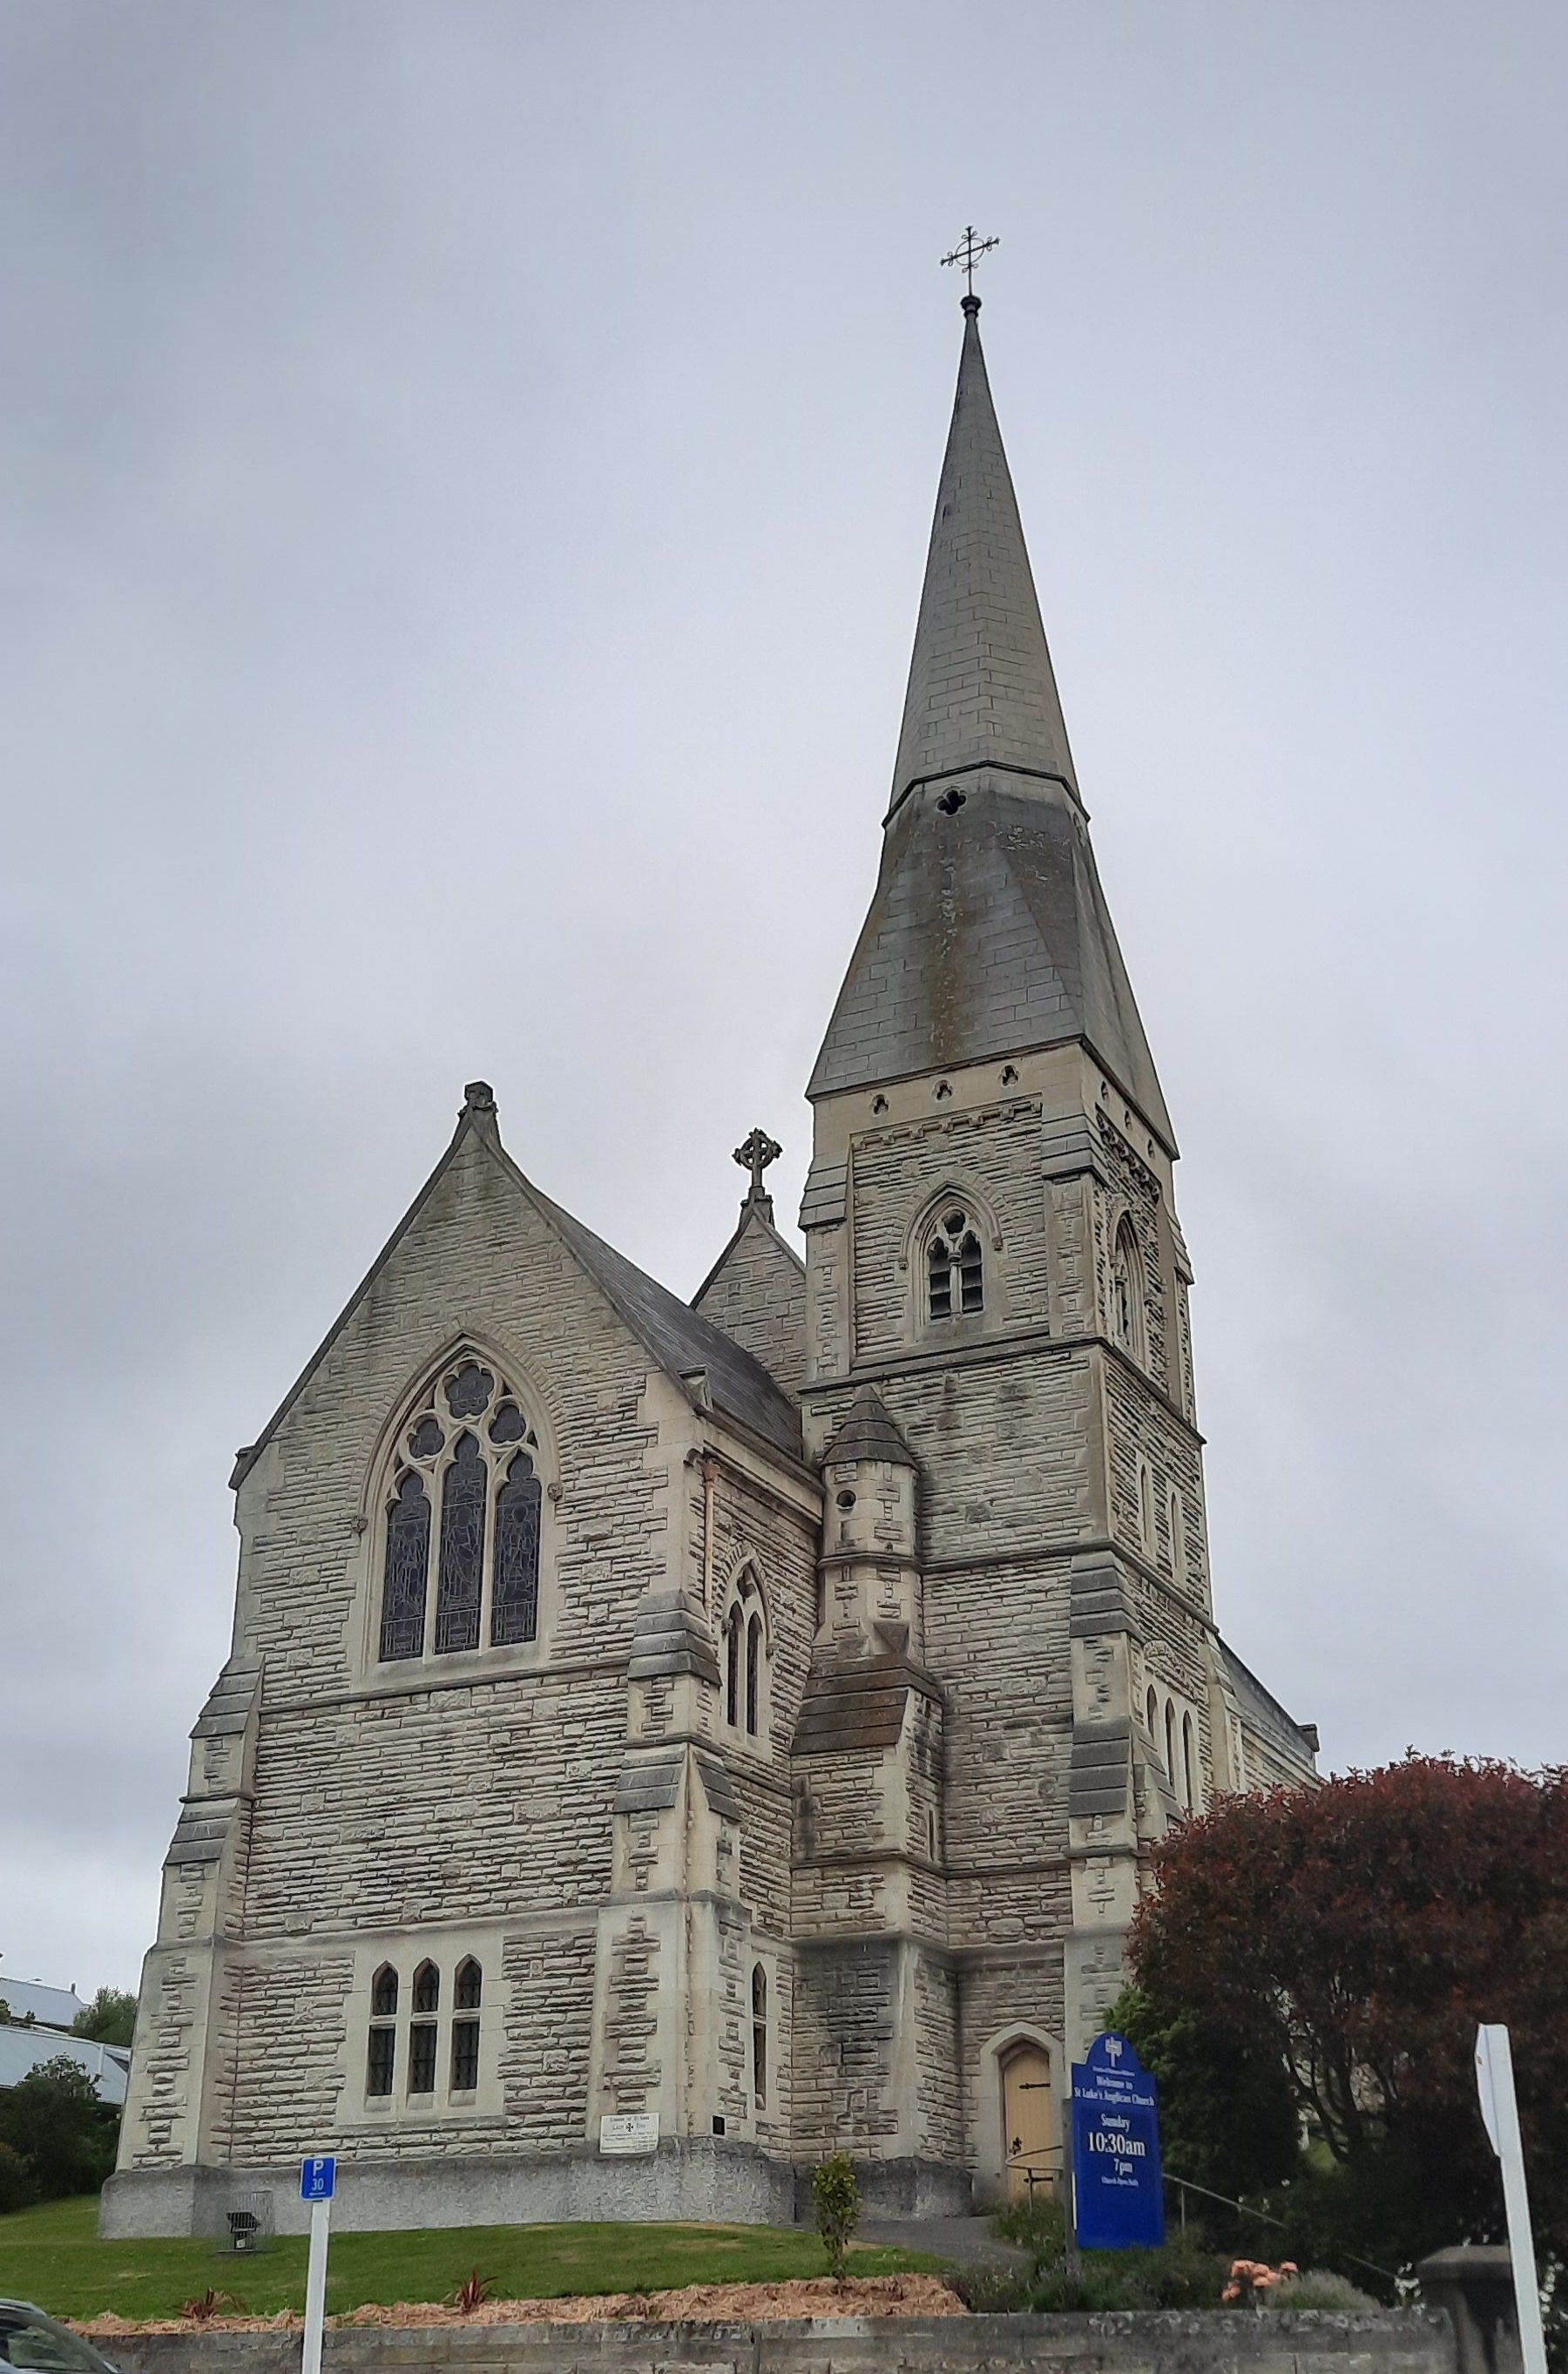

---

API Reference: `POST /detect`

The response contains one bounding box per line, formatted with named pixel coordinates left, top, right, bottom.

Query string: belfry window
left=376, top=1358, right=544, bottom=1662
left=927, top=1207, right=984, bottom=1321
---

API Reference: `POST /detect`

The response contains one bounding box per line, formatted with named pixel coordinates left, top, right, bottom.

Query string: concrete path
left=860, top=2213, right=1023, bottom=2267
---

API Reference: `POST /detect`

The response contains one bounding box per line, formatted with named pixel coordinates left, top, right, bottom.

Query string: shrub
left=0, top=2057, right=120, bottom=2203
left=948, top=2263, right=1031, bottom=2312
left=0, top=2140, right=35, bottom=2215
left=1271, top=2270, right=1381, bottom=2312
left=1024, top=2240, right=1230, bottom=2313
left=812, top=2151, right=861, bottom=2279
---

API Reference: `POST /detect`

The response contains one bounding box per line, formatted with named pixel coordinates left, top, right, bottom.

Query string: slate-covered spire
left=889, top=294, right=1078, bottom=815
left=808, top=296, right=1173, bottom=1148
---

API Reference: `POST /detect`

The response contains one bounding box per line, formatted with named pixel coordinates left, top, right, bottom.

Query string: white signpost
left=299, top=2154, right=336, bottom=2374
left=1474, top=2025, right=1546, bottom=2374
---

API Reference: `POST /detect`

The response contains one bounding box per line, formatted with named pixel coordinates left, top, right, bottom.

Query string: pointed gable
left=233, top=1084, right=802, bottom=1488
left=692, top=1201, right=806, bottom=1403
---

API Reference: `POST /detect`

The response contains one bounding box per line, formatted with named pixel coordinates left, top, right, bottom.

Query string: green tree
left=1105, top=1983, right=1301, bottom=2201
left=71, top=1987, right=138, bottom=2048
left=1129, top=1754, right=1568, bottom=2280
left=0, top=2057, right=121, bottom=2202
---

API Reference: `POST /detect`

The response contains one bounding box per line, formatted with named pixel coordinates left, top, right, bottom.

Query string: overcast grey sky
left=4, top=3, right=1565, bottom=1997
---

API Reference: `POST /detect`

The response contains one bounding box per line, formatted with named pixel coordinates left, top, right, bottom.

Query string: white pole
left=1475, top=2025, right=1547, bottom=2374
left=301, top=2193, right=331, bottom=2374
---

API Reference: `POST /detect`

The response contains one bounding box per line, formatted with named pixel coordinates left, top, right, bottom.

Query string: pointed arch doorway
left=1001, top=2040, right=1057, bottom=2202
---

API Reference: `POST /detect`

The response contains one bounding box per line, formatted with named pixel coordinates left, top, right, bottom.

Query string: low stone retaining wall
left=96, top=2307, right=1454, bottom=2374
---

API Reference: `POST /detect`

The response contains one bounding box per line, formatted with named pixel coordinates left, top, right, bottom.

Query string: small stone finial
left=733, top=1127, right=782, bottom=1208
left=463, top=1080, right=496, bottom=1114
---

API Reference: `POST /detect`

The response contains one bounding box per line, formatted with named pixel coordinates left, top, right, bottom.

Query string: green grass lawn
left=0, top=2196, right=935, bottom=2323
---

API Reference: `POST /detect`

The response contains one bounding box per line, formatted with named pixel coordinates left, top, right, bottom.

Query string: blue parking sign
left=300, top=2154, right=336, bottom=2202
left=1070, top=2033, right=1164, bottom=2249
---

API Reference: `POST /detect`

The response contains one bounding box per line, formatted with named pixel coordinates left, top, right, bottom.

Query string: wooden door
left=1002, top=2043, right=1055, bottom=2201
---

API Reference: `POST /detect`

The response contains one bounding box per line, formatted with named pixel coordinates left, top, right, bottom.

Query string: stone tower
left=787, top=289, right=1314, bottom=2202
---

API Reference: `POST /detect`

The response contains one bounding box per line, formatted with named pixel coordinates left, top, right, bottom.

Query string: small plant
left=993, top=2189, right=1066, bottom=2258
left=813, top=2150, right=862, bottom=2280
left=1224, top=2258, right=1298, bottom=2309
left=179, top=2289, right=244, bottom=2323
left=1270, top=2269, right=1380, bottom=2312
left=451, top=2269, right=494, bottom=2315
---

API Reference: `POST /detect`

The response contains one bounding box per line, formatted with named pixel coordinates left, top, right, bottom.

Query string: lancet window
left=1111, top=1216, right=1146, bottom=1363
left=721, top=1571, right=767, bottom=1739
left=377, top=1358, right=544, bottom=1662
left=363, top=1952, right=485, bottom=2106
left=927, top=1206, right=984, bottom=1321
left=751, top=1965, right=768, bottom=2109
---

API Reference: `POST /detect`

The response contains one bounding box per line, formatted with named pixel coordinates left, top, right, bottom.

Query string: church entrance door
left=1001, top=2042, right=1055, bottom=2202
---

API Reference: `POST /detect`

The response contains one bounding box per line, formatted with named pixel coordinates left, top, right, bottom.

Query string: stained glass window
left=446, top=1363, right=494, bottom=1418
left=377, top=1357, right=544, bottom=1665
left=379, top=1473, right=431, bottom=1660
left=491, top=1452, right=541, bottom=1646
left=434, top=1433, right=486, bottom=1654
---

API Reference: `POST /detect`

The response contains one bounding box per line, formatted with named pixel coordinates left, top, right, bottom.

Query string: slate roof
left=1221, top=1642, right=1318, bottom=1768
left=531, top=1183, right=803, bottom=1464
left=889, top=294, right=1078, bottom=809
left=809, top=297, right=1173, bottom=1150
left=821, top=1387, right=916, bottom=1468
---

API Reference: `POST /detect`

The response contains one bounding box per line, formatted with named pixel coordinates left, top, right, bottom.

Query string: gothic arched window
left=746, top=1613, right=762, bottom=1738
left=409, top=1960, right=439, bottom=2094
left=1182, top=1713, right=1198, bottom=1812
left=451, top=1958, right=482, bottom=2092
left=1164, top=1700, right=1179, bottom=1800
left=376, top=1357, right=544, bottom=1662
left=1112, top=1215, right=1146, bottom=1363
left=927, top=1206, right=984, bottom=1321
left=721, top=1572, right=767, bottom=1739
left=751, top=1964, right=767, bottom=2109
left=1167, top=1487, right=1187, bottom=1586
left=367, top=1964, right=397, bottom=2099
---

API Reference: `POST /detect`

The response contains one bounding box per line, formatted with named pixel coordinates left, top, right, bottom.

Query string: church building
left=105, top=287, right=1317, bottom=2239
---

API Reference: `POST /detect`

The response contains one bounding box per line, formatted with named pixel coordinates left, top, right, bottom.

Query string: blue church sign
left=1070, top=2032, right=1164, bottom=2249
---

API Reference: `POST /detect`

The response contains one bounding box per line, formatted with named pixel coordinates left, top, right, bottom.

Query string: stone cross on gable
left=733, top=1128, right=782, bottom=1210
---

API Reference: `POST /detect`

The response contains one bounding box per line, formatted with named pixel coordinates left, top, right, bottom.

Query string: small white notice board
left=599, top=2112, right=659, bottom=2155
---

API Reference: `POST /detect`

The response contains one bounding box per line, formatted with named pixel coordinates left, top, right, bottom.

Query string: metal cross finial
left=941, top=225, right=999, bottom=297
left=733, top=1127, right=782, bottom=1201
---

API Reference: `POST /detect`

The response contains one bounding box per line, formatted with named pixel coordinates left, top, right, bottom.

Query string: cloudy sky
left=4, top=3, right=1565, bottom=1996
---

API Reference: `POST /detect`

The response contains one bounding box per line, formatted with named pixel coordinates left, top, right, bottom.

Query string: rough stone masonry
left=103, top=290, right=1317, bottom=2239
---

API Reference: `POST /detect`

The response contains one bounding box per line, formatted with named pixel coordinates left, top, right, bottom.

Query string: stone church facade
left=105, top=293, right=1316, bottom=2239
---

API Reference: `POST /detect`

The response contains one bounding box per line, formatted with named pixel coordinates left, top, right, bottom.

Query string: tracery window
left=377, top=1358, right=544, bottom=1662
left=927, top=1207, right=984, bottom=1321
left=1111, top=1216, right=1146, bottom=1363
left=751, top=1965, right=767, bottom=2109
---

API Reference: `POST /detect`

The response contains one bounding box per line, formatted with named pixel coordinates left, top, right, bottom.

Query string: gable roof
left=233, top=1085, right=803, bottom=1489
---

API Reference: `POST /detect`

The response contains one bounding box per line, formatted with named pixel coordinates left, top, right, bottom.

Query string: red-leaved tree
left=1129, top=1755, right=1568, bottom=2273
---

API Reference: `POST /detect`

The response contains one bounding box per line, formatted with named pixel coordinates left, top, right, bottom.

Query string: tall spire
left=889, top=294, right=1078, bottom=816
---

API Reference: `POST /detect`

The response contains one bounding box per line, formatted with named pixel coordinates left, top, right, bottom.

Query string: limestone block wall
left=693, top=1208, right=807, bottom=1400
